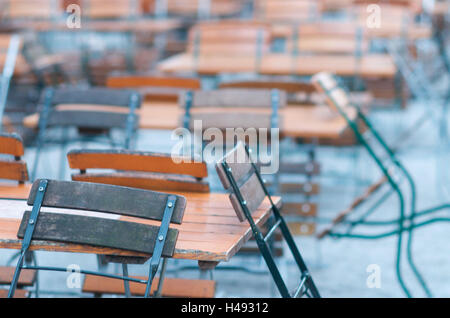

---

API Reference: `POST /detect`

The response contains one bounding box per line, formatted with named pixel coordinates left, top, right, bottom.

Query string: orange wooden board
left=0, top=193, right=280, bottom=262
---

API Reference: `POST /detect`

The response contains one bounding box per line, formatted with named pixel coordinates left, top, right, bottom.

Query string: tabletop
left=0, top=193, right=280, bottom=262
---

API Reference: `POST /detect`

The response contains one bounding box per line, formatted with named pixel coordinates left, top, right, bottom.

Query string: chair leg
left=8, top=251, right=26, bottom=298
left=122, top=264, right=131, bottom=298
left=153, top=258, right=168, bottom=298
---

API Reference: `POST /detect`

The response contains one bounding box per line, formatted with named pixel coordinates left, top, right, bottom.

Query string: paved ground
left=1, top=100, right=449, bottom=298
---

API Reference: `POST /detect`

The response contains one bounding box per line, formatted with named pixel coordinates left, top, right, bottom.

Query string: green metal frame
left=317, top=74, right=450, bottom=298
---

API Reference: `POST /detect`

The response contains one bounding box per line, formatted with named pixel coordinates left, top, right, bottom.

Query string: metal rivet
left=168, top=202, right=173, bottom=208
left=158, top=235, right=164, bottom=241
left=38, top=187, right=44, bottom=192
left=227, top=167, right=232, bottom=172
left=242, top=201, right=247, bottom=206
left=29, top=220, right=34, bottom=225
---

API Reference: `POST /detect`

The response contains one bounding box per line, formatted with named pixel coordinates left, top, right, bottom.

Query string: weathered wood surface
left=158, top=53, right=397, bottom=78
left=0, top=193, right=280, bottom=261
left=83, top=275, right=216, bottom=298
left=68, top=149, right=208, bottom=178
left=0, top=133, right=24, bottom=157
left=18, top=211, right=179, bottom=257
left=0, top=183, right=32, bottom=199
left=0, top=160, right=28, bottom=182
left=72, top=172, right=210, bottom=193
left=27, top=180, right=186, bottom=224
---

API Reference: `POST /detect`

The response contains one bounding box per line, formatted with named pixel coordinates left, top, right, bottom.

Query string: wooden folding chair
left=107, top=74, right=201, bottom=102
left=65, top=149, right=216, bottom=297
left=0, top=133, right=32, bottom=199
left=31, top=87, right=141, bottom=180
left=8, top=179, right=187, bottom=298
left=215, top=142, right=320, bottom=298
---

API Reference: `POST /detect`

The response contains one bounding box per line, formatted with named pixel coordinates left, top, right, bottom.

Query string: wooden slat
left=0, top=266, right=36, bottom=286
left=187, top=111, right=275, bottom=131
left=0, top=160, right=28, bottom=182
left=0, top=133, right=24, bottom=157
left=0, top=183, right=32, bottom=200
left=278, top=182, right=319, bottom=195
left=288, top=222, right=316, bottom=236
left=83, top=276, right=215, bottom=298
left=43, top=87, right=140, bottom=108
left=18, top=211, right=179, bottom=257
left=278, top=161, right=321, bottom=175
left=181, top=89, right=287, bottom=109
left=215, top=143, right=253, bottom=189
left=219, top=80, right=315, bottom=94
left=67, top=149, right=208, bottom=178
left=229, top=174, right=267, bottom=222
left=27, top=180, right=186, bottom=224
left=45, top=110, right=131, bottom=130
left=0, top=289, right=29, bottom=298
left=72, top=172, right=210, bottom=193
left=281, top=202, right=317, bottom=217
left=107, top=75, right=201, bottom=90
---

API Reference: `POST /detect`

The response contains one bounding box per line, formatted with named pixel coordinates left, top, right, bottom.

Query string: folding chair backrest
left=254, top=0, right=319, bottom=22
left=2, top=0, right=58, bottom=20
left=287, top=22, right=369, bottom=55
left=0, top=133, right=28, bottom=183
left=180, top=89, right=286, bottom=130
left=38, top=87, right=141, bottom=131
left=164, top=0, right=243, bottom=18
left=215, top=142, right=267, bottom=222
left=77, top=0, right=139, bottom=19
left=19, top=179, right=186, bottom=255
left=67, top=149, right=210, bottom=192
left=188, top=21, right=271, bottom=56
left=107, top=74, right=201, bottom=101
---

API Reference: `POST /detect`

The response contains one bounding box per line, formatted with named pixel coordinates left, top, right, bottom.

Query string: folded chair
left=215, top=142, right=320, bottom=298
left=32, top=87, right=141, bottom=180
left=312, top=72, right=450, bottom=298
left=8, top=179, right=187, bottom=298
left=66, top=149, right=216, bottom=297
left=218, top=79, right=321, bottom=235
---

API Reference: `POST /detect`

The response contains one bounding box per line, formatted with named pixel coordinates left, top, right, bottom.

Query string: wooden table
left=22, top=101, right=356, bottom=140
left=0, top=193, right=280, bottom=262
left=158, top=53, right=397, bottom=78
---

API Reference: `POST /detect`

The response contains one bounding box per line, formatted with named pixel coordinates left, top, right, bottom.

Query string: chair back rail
left=67, top=149, right=209, bottom=192
left=0, top=133, right=24, bottom=157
